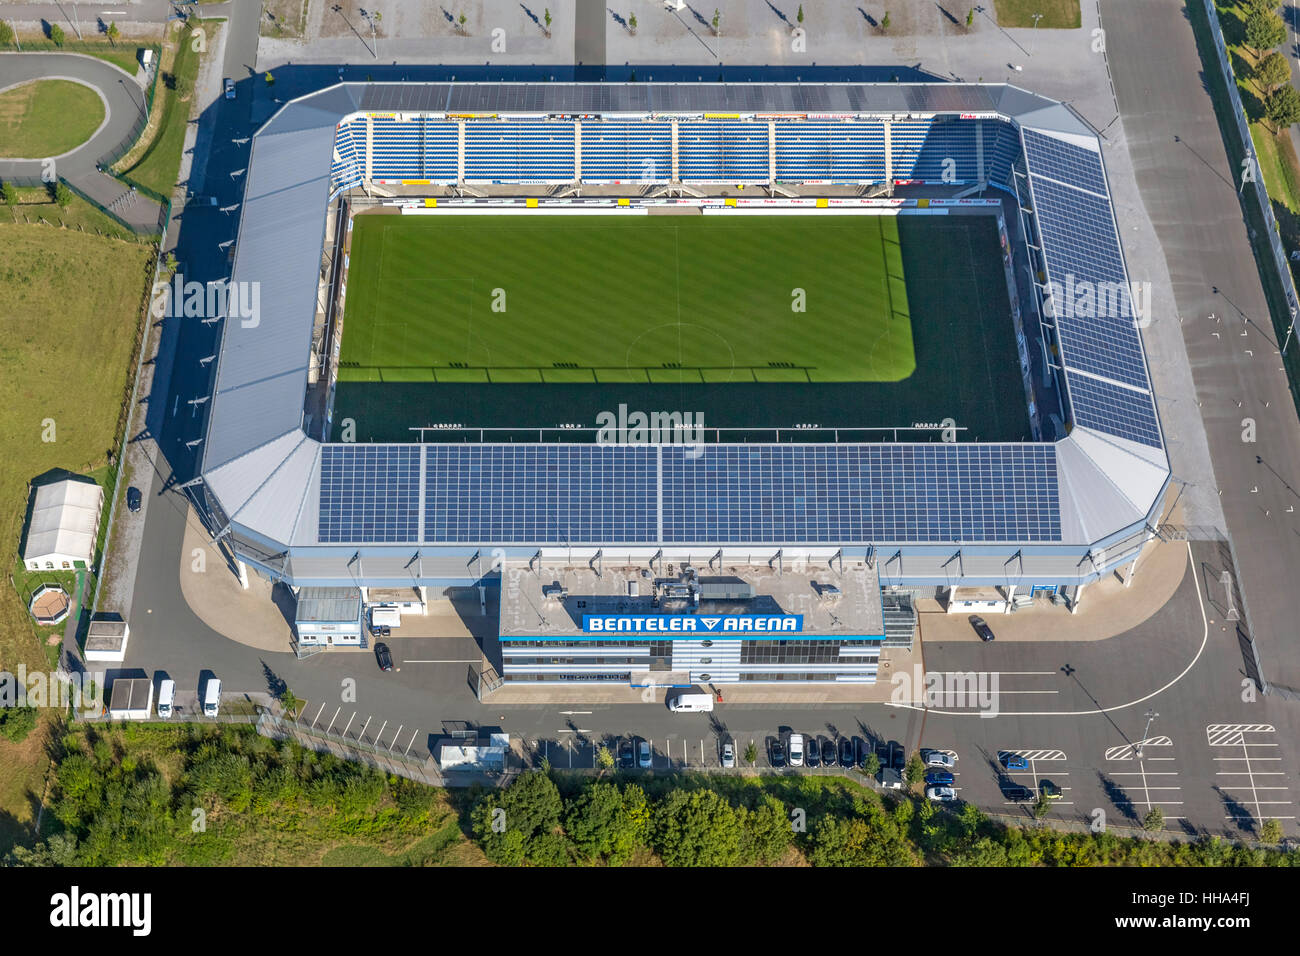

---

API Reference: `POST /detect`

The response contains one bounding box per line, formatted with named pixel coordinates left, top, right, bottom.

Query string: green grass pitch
left=338, top=213, right=913, bottom=384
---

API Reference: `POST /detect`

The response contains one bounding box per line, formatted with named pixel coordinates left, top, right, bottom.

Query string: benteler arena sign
left=582, top=615, right=804, bottom=633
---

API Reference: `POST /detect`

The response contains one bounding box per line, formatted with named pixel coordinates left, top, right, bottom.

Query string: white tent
left=23, top=479, right=103, bottom=571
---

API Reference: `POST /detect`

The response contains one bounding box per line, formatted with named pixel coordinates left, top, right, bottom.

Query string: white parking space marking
left=998, top=749, right=1072, bottom=807
left=1205, top=723, right=1295, bottom=823
left=1104, top=736, right=1184, bottom=820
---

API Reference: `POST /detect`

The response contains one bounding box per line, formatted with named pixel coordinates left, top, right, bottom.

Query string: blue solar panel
left=319, top=445, right=421, bottom=543
left=1028, top=175, right=1149, bottom=390
left=1066, top=375, right=1162, bottom=448
left=661, top=445, right=1060, bottom=543
left=1022, top=129, right=1108, bottom=196
left=424, top=445, right=657, bottom=543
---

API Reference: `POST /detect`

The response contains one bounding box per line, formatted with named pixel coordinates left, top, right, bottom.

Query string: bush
left=0, top=706, right=38, bottom=743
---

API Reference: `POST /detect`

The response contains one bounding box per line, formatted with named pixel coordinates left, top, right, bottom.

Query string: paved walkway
left=0, top=52, right=164, bottom=231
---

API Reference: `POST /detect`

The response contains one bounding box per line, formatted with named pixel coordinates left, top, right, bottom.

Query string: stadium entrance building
left=192, top=81, right=1171, bottom=676
left=497, top=561, right=886, bottom=685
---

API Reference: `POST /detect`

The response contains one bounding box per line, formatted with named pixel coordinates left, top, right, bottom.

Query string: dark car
left=224, top=77, right=236, bottom=99
left=889, top=741, right=905, bottom=772
left=876, top=740, right=891, bottom=768
left=968, top=614, right=996, bottom=642
left=1002, top=784, right=1035, bottom=802
left=821, top=737, right=837, bottom=767
left=770, top=739, right=787, bottom=768
left=925, top=770, right=955, bottom=787
left=856, top=737, right=872, bottom=770
left=839, top=737, right=855, bottom=767
left=618, top=739, right=635, bottom=770
left=1040, top=780, right=1063, bottom=800
left=126, top=486, right=142, bottom=513
left=374, top=642, right=393, bottom=672
left=806, top=737, right=821, bottom=768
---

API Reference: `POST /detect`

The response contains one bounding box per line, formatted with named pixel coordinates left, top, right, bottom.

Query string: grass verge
left=993, top=0, right=1081, bottom=29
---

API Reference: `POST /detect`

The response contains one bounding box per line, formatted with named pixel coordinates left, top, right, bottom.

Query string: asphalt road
left=1100, top=0, right=1300, bottom=690
left=0, top=51, right=162, bottom=229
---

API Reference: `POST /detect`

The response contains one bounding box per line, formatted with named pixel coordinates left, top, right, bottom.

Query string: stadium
left=193, top=81, right=1169, bottom=686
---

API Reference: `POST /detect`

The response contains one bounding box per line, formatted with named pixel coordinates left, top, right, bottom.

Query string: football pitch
left=338, top=213, right=913, bottom=384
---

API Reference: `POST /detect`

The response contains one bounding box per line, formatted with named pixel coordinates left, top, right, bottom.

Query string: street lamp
left=1032, top=12, right=1043, bottom=28
left=1283, top=305, right=1296, bottom=355
left=360, top=8, right=381, bottom=59
left=1135, top=708, right=1158, bottom=758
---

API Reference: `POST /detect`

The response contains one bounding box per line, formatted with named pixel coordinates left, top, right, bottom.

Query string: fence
left=1199, top=0, right=1300, bottom=402
left=256, top=711, right=442, bottom=785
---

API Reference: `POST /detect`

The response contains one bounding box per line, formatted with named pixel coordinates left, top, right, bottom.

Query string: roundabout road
left=0, top=52, right=163, bottom=231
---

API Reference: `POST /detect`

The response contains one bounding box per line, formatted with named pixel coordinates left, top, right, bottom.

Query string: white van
left=788, top=733, right=805, bottom=767
left=203, top=678, right=221, bottom=718
left=156, top=679, right=176, bottom=719
left=668, top=692, right=714, bottom=713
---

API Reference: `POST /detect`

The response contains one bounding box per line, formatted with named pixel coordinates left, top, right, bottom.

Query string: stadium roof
left=199, top=81, right=1168, bottom=585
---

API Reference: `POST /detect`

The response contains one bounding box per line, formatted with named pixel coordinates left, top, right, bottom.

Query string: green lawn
left=340, top=214, right=913, bottom=384
left=0, top=80, right=105, bottom=158
left=993, top=0, right=1081, bottom=29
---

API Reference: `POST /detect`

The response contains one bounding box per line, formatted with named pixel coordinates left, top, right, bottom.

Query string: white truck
left=668, top=692, right=715, bottom=713
left=156, top=679, right=176, bottom=719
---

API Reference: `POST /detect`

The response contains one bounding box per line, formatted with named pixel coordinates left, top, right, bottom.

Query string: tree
left=904, top=753, right=925, bottom=787
left=1259, top=818, right=1284, bottom=843
left=1142, top=807, right=1165, bottom=831
left=713, top=9, right=721, bottom=35
left=1246, top=10, right=1286, bottom=56
left=966, top=8, right=974, bottom=27
left=744, top=741, right=757, bottom=765
left=565, top=781, right=626, bottom=859
left=629, top=12, right=637, bottom=34
left=54, top=181, right=72, bottom=209
left=594, top=744, right=614, bottom=771
left=862, top=752, right=881, bottom=777
left=0, top=20, right=15, bottom=49
left=2, top=181, right=18, bottom=208
left=544, top=8, right=552, bottom=36
left=0, top=706, right=37, bottom=742
left=654, top=788, right=742, bottom=866
left=1032, top=793, right=1052, bottom=819
left=50, top=23, right=66, bottom=47
left=881, top=10, right=891, bottom=31
left=107, top=22, right=121, bottom=47
left=458, top=12, right=468, bottom=33
left=1267, top=84, right=1300, bottom=130
left=1254, top=50, right=1291, bottom=92
left=278, top=686, right=303, bottom=717
left=174, top=73, right=193, bottom=100
left=471, top=769, right=565, bottom=865
left=738, top=795, right=793, bottom=864
left=796, top=4, right=804, bottom=26
left=264, top=71, right=275, bottom=86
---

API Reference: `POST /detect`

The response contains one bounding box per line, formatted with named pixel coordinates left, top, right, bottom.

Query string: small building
left=438, top=732, right=510, bottom=772
left=85, top=619, right=130, bottom=662
left=295, top=586, right=362, bottom=646
left=107, top=678, right=153, bottom=720
left=28, top=584, right=71, bottom=627
left=23, top=478, right=103, bottom=571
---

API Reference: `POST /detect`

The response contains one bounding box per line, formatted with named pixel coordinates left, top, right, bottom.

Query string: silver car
left=637, top=739, right=652, bottom=769
left=721, top=740, right=735, bottom=768
left=925, top=786, right=957, bottom=802
left=921, top=749, right=956, bottom=769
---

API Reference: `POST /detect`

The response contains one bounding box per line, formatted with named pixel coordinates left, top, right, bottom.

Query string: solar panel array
left=424, top=445, right=658, bottom=543
left=662, top=445, right=1061, bottom=543
left=319, top=445, right=421, bottom=543
left=1020, top=128, right=1162, bottom=448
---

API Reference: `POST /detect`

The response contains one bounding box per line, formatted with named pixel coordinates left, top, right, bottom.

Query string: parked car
left=224, top=77, right=236, bottom=99
left=968, top=614, right=996, bottom=641
left=839, top=737, right=855, bottom=767
left=876, top=740, right=891, bottom=768
left=770, top=739, right=787, bottom=768
left=618, top=738, right=635, bottom=769
left=1040, top=780, right=1062, bottom=800
left=721, top=740, right=735, bottom=768
left=925, top=785, right=957, bottom=803
left=374, top=642, right=393, bottom=672
left=821, top=737, right=837, bottom=768
left=889, top=741, right=905, bottom=772
left=1001, top=752, right=1029, bottom=771
left=806, top=737, right=821, bottom=768
left=1001, top=784, right=1035, bottom=802
left=921, top=749, right=956, bottom=769
left=856, top=737, right=871, bottom=770
left=788, top=733, right=805, bottom=767
left=925, top=770, right=955, bottom=786
left=638, top=739, right=652, bottom=769
left=379, top=624, right=391, bottom=638
left=126, top=486, right=142, bottom=513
